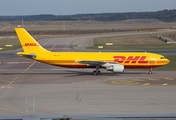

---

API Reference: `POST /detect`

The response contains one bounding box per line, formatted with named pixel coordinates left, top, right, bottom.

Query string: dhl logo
left=113, top=56, right=149, bottom=64
left=24, top=43, right=39, bottom=46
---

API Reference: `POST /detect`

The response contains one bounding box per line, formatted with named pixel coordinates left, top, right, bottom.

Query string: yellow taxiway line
left=0, top=43, right=58, bottom=114
left=111, top=78, right=176, bottom=86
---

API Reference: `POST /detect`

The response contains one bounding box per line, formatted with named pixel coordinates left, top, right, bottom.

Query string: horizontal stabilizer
left=17, top=52, right=36, bottom=58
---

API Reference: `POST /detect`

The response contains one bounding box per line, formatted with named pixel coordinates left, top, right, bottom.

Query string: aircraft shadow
left=0, top=70, right=149, bottom=77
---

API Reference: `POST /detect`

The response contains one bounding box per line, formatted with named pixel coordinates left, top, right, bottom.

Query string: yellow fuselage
left=32, top=52, right=170, bottom=68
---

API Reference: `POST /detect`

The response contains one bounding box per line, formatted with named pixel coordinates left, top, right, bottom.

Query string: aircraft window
left=160, top=57, right=165, bottom=59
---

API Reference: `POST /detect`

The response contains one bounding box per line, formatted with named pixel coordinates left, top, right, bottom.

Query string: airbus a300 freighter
left=15, top=28, right=170, bottom=75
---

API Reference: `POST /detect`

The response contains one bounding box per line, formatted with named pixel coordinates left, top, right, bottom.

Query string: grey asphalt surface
left=0, top=31, right=176, bottom=118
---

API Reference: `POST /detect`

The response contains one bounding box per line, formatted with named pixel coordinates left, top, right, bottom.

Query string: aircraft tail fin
left=15, top=28, right=49, bottom=53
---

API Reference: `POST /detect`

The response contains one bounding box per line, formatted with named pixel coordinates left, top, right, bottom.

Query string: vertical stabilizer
left=15, top=28, right=49, bottom=53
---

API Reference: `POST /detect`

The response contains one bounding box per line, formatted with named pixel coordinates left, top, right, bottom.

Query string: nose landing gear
left=149, top=68, right=153, bottom=74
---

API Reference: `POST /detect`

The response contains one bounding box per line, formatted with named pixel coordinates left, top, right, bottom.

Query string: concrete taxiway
left=0, top=31, right=176, bottom=117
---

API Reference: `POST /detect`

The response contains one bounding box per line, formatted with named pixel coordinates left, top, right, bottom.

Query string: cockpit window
left=160, top=57, right=166, bottom=59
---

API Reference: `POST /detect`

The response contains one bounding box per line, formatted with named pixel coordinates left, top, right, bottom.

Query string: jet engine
left=106, top=64, right=124, bottom=73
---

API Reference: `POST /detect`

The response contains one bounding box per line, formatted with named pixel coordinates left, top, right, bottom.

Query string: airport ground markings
left=0, top=43, right=59, bottom=114
left=0, top=86, right=15, bottom=88
left=0, top=106, right=24, bottom=115
left=6, top=61, right=44, bottom=64
left=0, top=80, right=11, bottom=83
left=0, top=89, right=68, bottom=111
left=0, top=112, right=18, bottom=116
left=143, top=83, right=150, bottom=86
left=148, top=78, right=159, bottom=80
left=0, top=61, right=37, bottom=95
left=164, top=78, right=174, bottom=80
left=0, top=91, right=41, bottom=99
left=24, top=85, right=62, bottom=90
left=162, top=83, right=168, bottom=86
left=0, top=42, right=58, bottom=95
left=111, top=78, right=176, bottom=86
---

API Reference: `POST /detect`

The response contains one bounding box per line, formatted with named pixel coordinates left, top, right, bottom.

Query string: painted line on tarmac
left=162, top=83, right=168, bottom=86
left=46, top=48, right=71, bottom=49
left=132, top=79, right=141, bottom=80
left=0, top=44, right=57, bottom=114
left=49, top=43, right=58, bottom=50
left=0, top=106, right=24, bottom=114
left=0, top=61, right=36, bottom=114
left=3, top=62, right=36, bottom=89
left=0, top=86, right=15, bottom=88
left=143, top=83, right=150, bottom=86
left=0, top=68, right=82, bottom=71
left=0, top=61, right=37, bottom=95
left=110, top=78, right=176, bottom=86
left=148, top=78, right=159, bottom=80
left=165, top=78, right=174, bottom=80
left=0, top=42, right=58, bottom=94
left=0, top=80, right=11, bottom=83
left=7, top=61, right=40, bottom=64
left=132, top=79, right=144, bottom=81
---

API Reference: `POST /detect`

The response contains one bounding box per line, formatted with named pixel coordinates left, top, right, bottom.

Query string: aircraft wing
left=79, top=60, right=124, bottom=73
left=79, top=60, right=118, bottom=66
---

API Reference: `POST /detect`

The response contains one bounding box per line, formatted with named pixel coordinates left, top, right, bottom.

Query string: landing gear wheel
left=93, top=70, right=101, bottom=75
left=93, top=70, right=97, bottom=75
left=92, top=65, right=101, bottom=75
left=98, top=71, right=101, bottom=75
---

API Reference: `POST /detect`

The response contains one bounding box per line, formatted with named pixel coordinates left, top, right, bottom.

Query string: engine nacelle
left=106, top=64, right=124, bottom=73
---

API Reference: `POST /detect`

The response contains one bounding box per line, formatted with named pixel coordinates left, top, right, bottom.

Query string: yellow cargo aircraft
left=15, top=28, right=170, bottom=75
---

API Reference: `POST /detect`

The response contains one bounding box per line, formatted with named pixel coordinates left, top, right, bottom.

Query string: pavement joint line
left=0, top=91, right=54, bottom=99
left=0, top=113, right=18, bottom=116
left=24, top=85, right=55, bottom=89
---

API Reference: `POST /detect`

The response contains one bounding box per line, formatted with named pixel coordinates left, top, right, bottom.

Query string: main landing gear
left=93, top=65, right=101, bottom=75
left=149, top=68, right=153, bottom=74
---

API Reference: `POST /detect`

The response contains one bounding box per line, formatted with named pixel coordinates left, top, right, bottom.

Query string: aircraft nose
left=167, top=59, right=170, bottom=64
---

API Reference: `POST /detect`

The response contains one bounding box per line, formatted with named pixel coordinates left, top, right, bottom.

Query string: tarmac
left=0, top=31, right=176, bottom=117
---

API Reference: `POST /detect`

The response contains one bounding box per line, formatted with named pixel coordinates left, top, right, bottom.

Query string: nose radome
left=167, top=59, right=170, bottom=64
